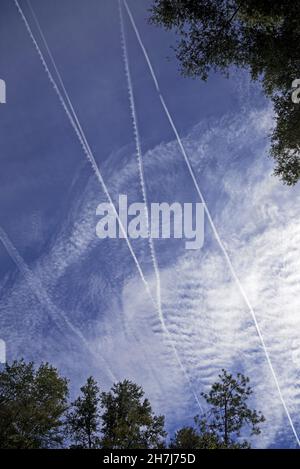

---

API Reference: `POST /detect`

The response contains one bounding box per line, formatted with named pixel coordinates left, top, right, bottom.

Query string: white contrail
left=119, top=0, right=162, bottom=323
left=13, top=0, right=156, bottom=311
left=0, top=226, right=116, bottom=382
left=123, top=0, right=300, bottom=446
left=119, top=0, right=203, bottom=412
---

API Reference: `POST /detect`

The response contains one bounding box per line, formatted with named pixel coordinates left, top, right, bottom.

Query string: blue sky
left=1, top=0, right=300, bottom=448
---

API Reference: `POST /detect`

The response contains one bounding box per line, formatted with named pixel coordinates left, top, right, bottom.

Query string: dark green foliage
left=150, top=0, right=300, bottom=184
left=272, top=91, right=300, bottom=185
left=170, top=426, right=201, bottom=449
left=100, top=380, right=166, bottom=449
left=0, top=360, right=265, bottom=449
left=0, top=359, right=68, bottom=448
left=169, top=424, right=223, bottom=449
left=66, top=376, right=101, bottom=448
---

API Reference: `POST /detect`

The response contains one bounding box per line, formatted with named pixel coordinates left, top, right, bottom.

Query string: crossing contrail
left=123, top=0, right=300, bottom=446
left=0, top=226, right=116, bottom=382
left=13, top=0, right=156, bottom=312
left=119, top=0, right=203, bottom=412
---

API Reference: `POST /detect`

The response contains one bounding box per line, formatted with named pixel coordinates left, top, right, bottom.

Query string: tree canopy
left=200, top=369, right=265, bottom=447
left=66, top=376, right=101, bottom=448
left=170, top=424, right=223, bottom=449
left=0, top=359, right=68, bottom=448
left=170, top=370, right=265, bottom=448
left=0, top=360, right=265, bottom=449
left=150, top=0, right=300, bottom=185
left=101, top=380, right=166, bottom=449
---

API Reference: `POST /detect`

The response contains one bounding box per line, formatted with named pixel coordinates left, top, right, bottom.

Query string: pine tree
left=200, top=369, right=265, bottom=447
left=66, top=376, right=101, bottom=448
left=170, top=370, right=265, bottom=449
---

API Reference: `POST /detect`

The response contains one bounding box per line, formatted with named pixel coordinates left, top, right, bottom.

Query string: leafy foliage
left=101, top=380, right=166, bottom=449
left=150, top=0, right=300, bottom=184
left=170, top=426, right=201, bottom=449
left=0, top=359, right=68, bottom=448
left=0, top=360, right=265, bottom=449
left=170, top=424, right=223, bottom=449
